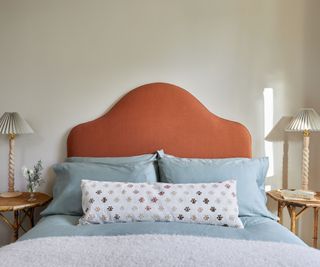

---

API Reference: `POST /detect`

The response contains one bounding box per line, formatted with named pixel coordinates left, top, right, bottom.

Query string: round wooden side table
left=267, top=190, right=320, bottom=248
left=0, top=192, right=52, bottom=241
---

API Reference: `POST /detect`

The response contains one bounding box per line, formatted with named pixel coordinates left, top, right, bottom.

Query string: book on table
left=280, top=189, right=316, bottom=201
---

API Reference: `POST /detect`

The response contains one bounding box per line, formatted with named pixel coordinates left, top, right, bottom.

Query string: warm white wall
left=298, top=0, right=320, bottom=245
left=0, top=0, right=308, bottom=246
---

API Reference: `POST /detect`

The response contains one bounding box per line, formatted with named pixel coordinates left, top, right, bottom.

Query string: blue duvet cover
left=19, top=215, right=305, bottom=246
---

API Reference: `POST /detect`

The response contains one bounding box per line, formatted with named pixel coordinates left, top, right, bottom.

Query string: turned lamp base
left=0, top=191, right=23, bottom=198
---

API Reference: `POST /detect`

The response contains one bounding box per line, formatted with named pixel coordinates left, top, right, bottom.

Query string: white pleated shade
left=0, top=112, right=34, bottom=135
left=286, top=108, right=320, bottom=132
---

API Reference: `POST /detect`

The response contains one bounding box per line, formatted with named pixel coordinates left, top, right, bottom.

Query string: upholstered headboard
left=67, top=83, right=251, bottom=158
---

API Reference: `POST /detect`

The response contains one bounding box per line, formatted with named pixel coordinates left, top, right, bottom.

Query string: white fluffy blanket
left=1, top=235, right=320, bottom=267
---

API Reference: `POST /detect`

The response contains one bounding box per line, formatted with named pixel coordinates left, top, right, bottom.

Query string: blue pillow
left=66, top=153, right=160, bottom=183
left=66, top=153, right=156, bottom=164
left=41, top=161, right=157, bottom=216
left=158, top=153, right=275, bottom=220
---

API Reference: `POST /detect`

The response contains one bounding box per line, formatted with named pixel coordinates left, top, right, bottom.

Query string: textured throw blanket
left=1, top=235, right=320, bottom=267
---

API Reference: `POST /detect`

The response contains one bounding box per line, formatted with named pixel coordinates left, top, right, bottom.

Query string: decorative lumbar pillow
left=79, top=179, right=244, bottom=228
left=158, top=152, right=276, bottom=220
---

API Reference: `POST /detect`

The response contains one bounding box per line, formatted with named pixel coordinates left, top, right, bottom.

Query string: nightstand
left=0, top=192, right=52, bottom=241
left=267, top=190, right=320, bottom=248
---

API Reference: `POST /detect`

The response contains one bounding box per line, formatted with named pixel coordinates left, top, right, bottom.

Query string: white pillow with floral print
left=79, top=179, right=243, bottom=228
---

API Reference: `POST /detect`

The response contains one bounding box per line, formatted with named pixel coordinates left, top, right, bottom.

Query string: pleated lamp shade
left=0, top=112, right=34, bottom=135
left=286, top=108, right=320, bottom=132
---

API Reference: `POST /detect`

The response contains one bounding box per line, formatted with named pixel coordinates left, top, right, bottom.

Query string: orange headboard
left=67, top=83, right=252, bottom=158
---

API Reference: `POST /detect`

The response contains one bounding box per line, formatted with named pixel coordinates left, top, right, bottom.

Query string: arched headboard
left=67, top=83, right=252, bottom=158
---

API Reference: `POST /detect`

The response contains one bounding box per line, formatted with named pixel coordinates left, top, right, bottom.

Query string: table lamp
left=286, top=108, right=320, bottom=191
left=0, top=112, right=34, bottom=198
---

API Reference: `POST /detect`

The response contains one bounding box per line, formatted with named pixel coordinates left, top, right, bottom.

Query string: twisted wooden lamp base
left=0, top=134, right=22, bottom=198
left=301, top=130, right=310, bottom=191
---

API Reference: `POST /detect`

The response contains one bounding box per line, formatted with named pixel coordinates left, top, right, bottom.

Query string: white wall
left=298, top=0, right=320, bottom=244
left=0, top=0, right=309, bottom=246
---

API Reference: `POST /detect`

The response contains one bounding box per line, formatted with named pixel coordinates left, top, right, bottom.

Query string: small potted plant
left=22, top=160, right=44, bottom=201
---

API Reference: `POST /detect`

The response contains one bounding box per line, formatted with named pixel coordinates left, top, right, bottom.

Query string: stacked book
left=280, top=189, right=316, bottom=201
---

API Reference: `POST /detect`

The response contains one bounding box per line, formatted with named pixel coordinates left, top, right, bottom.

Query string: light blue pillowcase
left=66, top=153, right=160, bottom=183
left=66, top=153, right=157, bottom=164
left=158, top=153, right=275, bottom=220
left=41, top=161, right=157, bottom=216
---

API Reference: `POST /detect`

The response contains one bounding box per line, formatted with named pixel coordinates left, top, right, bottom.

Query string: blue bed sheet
left=19, top=215, right=305, bottom=246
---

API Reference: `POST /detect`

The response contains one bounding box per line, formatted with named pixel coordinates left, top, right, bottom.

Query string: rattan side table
left=0, top=192, right=52, bottom=241
left=267, top=190, right=320, bottom=248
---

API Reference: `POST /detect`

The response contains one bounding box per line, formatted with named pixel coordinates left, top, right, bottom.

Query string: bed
left=1, top=83, right=320, bottom=266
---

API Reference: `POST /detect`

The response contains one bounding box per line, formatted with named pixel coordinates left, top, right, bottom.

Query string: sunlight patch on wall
left=263, top=88, right=274, bottom=177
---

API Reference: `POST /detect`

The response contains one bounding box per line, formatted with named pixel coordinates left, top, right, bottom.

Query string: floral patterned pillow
left=79, top=180, right=243, bottom=228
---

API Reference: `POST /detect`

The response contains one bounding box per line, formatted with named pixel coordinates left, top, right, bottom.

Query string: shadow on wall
left=266, top=116, right=303, bottom=189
